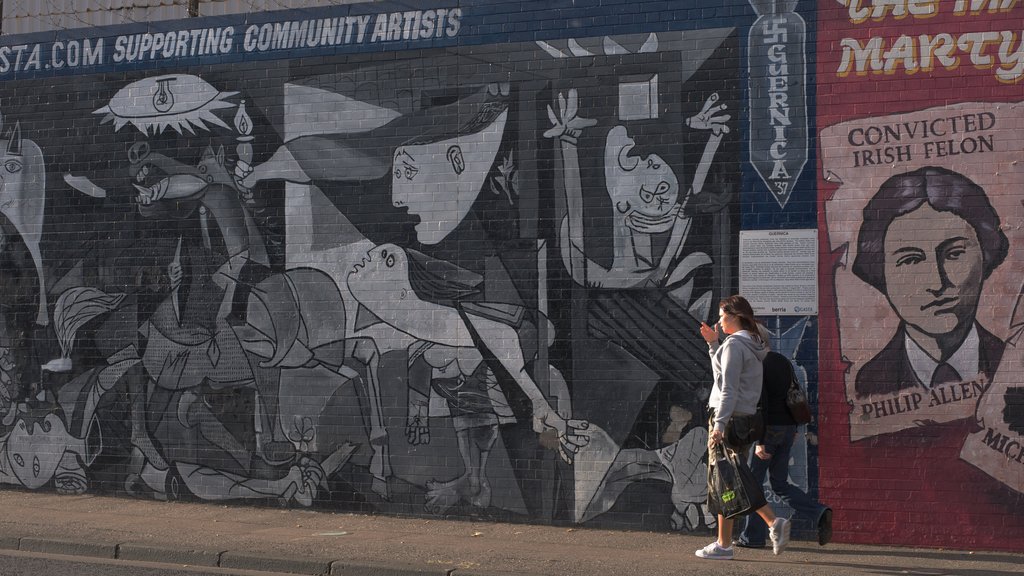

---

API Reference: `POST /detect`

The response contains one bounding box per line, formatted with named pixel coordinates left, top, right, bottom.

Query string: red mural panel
left=817, top=1, right=1024, bottom=551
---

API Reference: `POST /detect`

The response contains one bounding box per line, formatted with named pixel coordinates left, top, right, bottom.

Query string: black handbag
left=708, top=444, right=758, bottom=519
left=725, top=410, right=765, bottom=448
left=786, top=373, right=813, bottom=424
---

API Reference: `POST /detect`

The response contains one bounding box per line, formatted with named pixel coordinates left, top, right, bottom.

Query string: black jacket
left=762, top=351, right=798, bottom=426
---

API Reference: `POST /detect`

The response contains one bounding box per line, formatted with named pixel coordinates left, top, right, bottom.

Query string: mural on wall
left=0, top=7, right=762, bottom=533
left=823, top=104, right=1022, bottom=441
left=818, top=0, right=1024, bottom=551
left=747, top=0, right=809, bottom=209
left=0, top=115, right=48, bottom=327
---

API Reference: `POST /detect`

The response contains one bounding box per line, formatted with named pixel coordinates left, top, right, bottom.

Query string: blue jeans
left=737, top=425, right=828, bottom=546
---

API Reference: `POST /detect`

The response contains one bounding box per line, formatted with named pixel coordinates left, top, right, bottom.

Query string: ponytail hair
left=755, top=322, right=771, bottom=349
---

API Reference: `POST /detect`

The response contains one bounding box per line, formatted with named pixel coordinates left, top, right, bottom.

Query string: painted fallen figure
left=347, top=242, right=591, bottom=467
left=0, top=345, right=139, bottom=494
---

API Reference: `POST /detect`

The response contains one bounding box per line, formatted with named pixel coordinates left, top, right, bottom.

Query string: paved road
left=2, top=491, right=1023, bottom=576
left=0, top=550, right=302, bottom=576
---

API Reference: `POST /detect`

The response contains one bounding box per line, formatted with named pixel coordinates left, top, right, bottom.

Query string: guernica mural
left=818, top=0, right=1024, bottom=551
left=0, top=0, right=824, bottom=535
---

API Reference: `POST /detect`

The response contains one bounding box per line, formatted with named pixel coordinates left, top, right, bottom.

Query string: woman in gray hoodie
left=695, top=295, right=791, bottom=560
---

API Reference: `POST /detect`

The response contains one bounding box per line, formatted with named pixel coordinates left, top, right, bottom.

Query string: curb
left=117, top=543, right=223, bottom=567
left=219, top=550, right=333, bottom=575
left=0, top=535, right=476, bottom=576
left=449, top=570, right=520, bottom=576
left=329, top=562, right=452, bottom=576
left=19, top=537, right=117, bottom=559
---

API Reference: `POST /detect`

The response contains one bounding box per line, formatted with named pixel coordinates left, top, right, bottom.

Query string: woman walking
left=736, top=348, right=832, bottom=548
left=695, top=295, right=791, bottom=560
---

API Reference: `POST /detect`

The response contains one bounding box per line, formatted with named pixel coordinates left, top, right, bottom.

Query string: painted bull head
left=0, top=118, right=48, bottom=325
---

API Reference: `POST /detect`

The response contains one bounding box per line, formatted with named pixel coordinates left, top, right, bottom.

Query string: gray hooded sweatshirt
left=707, top=329, right=769, bottom=432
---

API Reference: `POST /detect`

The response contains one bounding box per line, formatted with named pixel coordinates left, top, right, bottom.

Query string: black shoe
left=733, top=539, right=766, bottom=549
left=818, top=508, right=833, bottom=546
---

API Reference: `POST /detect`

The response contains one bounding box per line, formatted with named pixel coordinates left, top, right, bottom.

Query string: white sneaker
left=770, top=517, right=792, bottom=555
left=695, top=541, right=734, bottom=560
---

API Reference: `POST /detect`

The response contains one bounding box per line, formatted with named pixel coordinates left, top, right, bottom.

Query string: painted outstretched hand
left=533, top=401, right=590, bottom=464
left=544, top=89, right=597, bottom=144
left=282, top=456, right=325, bottom=507
left=685, top=93, right=730, bottom=136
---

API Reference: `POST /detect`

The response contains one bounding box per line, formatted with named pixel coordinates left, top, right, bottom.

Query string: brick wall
left=0, top=0, right=1020, bottom=553
left=817, top=0, right=1024, bottom=552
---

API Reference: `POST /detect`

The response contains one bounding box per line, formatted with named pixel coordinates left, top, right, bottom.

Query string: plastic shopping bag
left=708, top=444, right=758, bottom=519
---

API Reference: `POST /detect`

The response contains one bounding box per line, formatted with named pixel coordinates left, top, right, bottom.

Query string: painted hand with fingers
left=233, top=159, right=253, bottom=186
left=685, top=93, right=731, bottom=136
left=406, top=398, right=430, bottom=446
left=532, top=401, right=590, bottom=464
left=543, top=89, right=597, bottom=144
left=282, top=456, right=325, bottom=507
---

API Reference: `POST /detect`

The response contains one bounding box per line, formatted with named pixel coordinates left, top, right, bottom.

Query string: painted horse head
left=129, top=142, right=267, bottom=266
left=129, top=142, right=235, bottom=210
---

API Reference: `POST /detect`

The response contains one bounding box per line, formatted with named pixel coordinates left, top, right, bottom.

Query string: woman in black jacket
left=735, top=349, right=833, bottom=548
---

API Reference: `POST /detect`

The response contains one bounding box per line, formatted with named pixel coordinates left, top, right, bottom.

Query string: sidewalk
left=0, top=490, right=1020, bottom=576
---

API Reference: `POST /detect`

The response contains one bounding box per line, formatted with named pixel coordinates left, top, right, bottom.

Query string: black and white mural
left=0, top=3, right=756, bottom=532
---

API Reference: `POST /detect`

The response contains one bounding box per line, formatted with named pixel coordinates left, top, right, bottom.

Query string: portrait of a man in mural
left=851, top=166, right=1008, bottom=399
left=820, top=90, right=1024, bottom=545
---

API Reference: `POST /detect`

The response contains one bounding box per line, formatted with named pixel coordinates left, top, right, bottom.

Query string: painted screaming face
left=346, top=242, right=469, bottom=345
left=604, top=126, right=680, bottom=234
left=347, top=242, right=414, bottom=308
left=882, top=203, right=985, bottom=337
left=391, top=110, right=508, bottom=245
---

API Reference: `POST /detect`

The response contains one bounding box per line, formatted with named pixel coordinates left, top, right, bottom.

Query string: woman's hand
left=699, top=321, right=720, bottom=345
left=707, top=428, right=724, bottom=448
left=755, top=445, right=772, bottom=460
